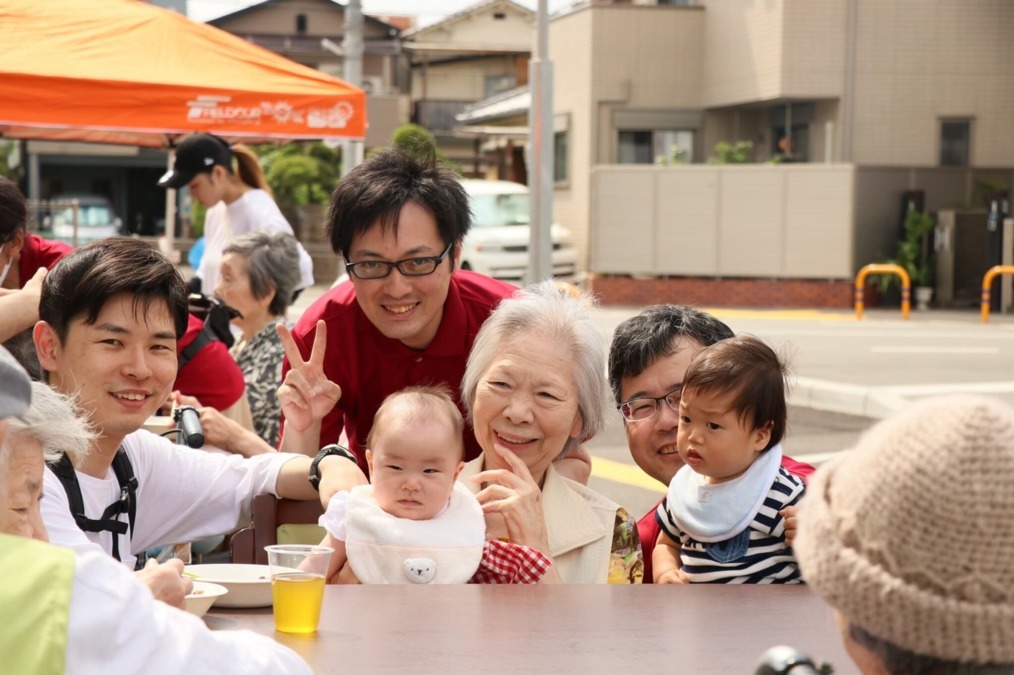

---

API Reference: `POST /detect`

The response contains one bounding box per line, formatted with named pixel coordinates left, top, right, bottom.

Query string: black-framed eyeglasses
left=344, top=241, right=454, bottom=280
left=617, top=386, right=682, bottom=423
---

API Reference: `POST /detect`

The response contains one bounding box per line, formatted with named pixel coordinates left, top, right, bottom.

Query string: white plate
left=184, top=564, right=273, bottom=608
left=184, top=581, right=228, bottom=618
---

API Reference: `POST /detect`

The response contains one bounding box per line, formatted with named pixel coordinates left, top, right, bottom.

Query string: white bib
left=666, top=444, right=783, bottom=542
left=345, top=482, right=485, bottom=584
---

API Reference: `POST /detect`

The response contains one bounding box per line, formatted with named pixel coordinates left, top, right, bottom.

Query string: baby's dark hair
left=368, top=385, right=465, bottom=459
left=682, top=334, right=787, bottom=450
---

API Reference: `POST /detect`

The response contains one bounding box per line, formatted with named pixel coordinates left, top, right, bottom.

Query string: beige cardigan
left=459, top=456, right=621, bottom=583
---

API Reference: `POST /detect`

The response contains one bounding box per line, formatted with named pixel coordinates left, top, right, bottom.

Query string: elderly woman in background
left=459, top=281, right=643, bottom=584
left=795, top=394, right=1014, bottom=675
left=175, top=230, right=302, bottom=455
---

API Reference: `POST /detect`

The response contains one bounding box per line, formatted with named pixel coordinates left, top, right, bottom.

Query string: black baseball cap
left=158, top=133, right=233, bottom=189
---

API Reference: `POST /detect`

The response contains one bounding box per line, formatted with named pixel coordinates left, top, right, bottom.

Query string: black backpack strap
left=48, top=448, right=144, bottom=570
left=178, top=322, right=215, bottom=370
left=110, top=449, right=146, bottom=570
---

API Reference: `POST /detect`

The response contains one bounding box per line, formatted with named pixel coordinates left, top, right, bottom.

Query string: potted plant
left=886, top=205, right=936, bottom=310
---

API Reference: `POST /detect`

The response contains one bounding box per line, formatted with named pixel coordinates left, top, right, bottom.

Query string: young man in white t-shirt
left=32, top=237, right=361, bottom=606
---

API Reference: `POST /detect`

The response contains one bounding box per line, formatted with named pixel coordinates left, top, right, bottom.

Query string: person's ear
left=365, top=448, right=374, bottom=477
left=752, top=421, right=773, bottom=453
left=450, top=241, right=461, bottom=270
left=10, top=228, right=26, bottom=255
left=569, top=411, right=584, bottom=441
left=33, top=321, right=62, bottom=373
left=259, top=285, right=276, bottom=312
left=452, top=459, right=465, bottom=482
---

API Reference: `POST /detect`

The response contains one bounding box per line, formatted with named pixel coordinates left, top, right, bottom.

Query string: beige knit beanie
left=795, top=394, right=1014, bottom=665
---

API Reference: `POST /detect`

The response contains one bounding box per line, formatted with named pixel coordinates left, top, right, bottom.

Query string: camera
left=754, top=646, right=834, bottom=675
left=173, top=405, right=205, bottom=449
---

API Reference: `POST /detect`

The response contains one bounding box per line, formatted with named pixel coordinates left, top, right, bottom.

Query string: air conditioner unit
left=360, top=76, right=385, bottom=95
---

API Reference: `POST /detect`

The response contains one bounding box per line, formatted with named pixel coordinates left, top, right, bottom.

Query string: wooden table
left=207, top=584, right=857, bottom=674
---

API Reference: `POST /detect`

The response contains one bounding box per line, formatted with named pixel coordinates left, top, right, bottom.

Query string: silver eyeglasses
left=617, top=386, right=682, bottom=422
left=344, top=241, right=453, bottom=280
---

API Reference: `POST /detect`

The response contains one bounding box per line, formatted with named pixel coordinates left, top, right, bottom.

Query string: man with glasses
left=608, top=305, right=813, bottom=582
left=278, top=148, right=518, bottom=472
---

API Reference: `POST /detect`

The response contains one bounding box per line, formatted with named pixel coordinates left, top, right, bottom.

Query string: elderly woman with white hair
left=2, top=382, right=94, bottom=541
left=459, top=281, right=643, bottom=584
left=175, top=230, right=303, bottom=455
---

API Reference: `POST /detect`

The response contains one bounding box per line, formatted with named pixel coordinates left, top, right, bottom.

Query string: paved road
left=290, top=284, right=1014, bottom=518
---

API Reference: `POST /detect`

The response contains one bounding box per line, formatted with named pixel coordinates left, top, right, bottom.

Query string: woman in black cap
left=158, top=133, right=313, bottom=295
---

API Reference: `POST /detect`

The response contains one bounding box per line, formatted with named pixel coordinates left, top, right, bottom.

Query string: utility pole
left=342, top=0, right=364, bottom=176
left=526, top=0, right=553, bottom=285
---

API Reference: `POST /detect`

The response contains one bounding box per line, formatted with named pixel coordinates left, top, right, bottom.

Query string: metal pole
left=164, top=148, right=176, bottom=257
left=342, top=0, right=364, bottom=177
left=527, top=0, right=554, bottom=285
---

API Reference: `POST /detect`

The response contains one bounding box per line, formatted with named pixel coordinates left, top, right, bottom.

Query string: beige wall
left=700, top=0, right=786, bottom=107
left=363, top=94, right=410, bottom=149
left=699, top=0, right=845, bottom=107
left=550, top=5, right=704, bottom=272
left=591, top=164, right=855, bottom=279
left=411, top=56, right=522, bottom=101
left=409, top=3, right=533, bottom=45
left=551, top=8, right=595, bottom=276
left=214, top=0, right=394, bottom=39
left=850, top=0, right=1014, bottom=167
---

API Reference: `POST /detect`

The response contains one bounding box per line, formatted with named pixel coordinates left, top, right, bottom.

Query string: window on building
left=618, top=129, right=694, bottom=164
left=554, top=131, right=568, bottom=183
left=484, top=75, right=516, bottom=99
left=295, top=14, right=307, bottom=34
left=940, top=120, right=971, bottom=166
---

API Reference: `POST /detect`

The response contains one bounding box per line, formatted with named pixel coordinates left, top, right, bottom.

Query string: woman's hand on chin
left=471, top=445, right=552, bottom=555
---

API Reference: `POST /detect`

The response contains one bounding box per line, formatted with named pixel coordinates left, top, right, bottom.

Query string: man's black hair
left=607, top=304, right=735, bottom=404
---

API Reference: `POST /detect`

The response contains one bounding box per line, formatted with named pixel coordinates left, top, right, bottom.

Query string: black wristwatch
left=308, top=444, right=358, bottom=492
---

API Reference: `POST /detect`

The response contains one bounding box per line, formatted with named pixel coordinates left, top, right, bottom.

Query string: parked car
left=459, top=179, right=577, bottom=285
left=44, top=194, right=123, bottom=245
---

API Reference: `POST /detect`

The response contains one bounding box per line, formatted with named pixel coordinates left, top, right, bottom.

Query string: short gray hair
left=223, top=231, right=302, bottom=316
left=461, top=280, right=608, bottom=457
left=5, top=383, right=95, bottom=464
left=848, top=622, right=1013, bottom=675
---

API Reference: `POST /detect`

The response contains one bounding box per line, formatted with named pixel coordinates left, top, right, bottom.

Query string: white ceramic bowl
left=184, top=581, right=228, bottom=618
left=183, top=564, right=273, bottom=608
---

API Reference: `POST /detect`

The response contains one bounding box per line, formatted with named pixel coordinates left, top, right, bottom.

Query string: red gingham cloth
left=469, top=540, right=551, bottom=584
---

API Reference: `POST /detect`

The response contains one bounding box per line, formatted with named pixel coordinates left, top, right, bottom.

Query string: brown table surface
left=206, top=584, right=857, bottom=674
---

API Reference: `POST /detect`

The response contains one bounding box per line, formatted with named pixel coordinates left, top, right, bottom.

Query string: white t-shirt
left=41, top=428, right=299, bottom=570
left=67, top=547, right=311, bottom=674
left=198, top=188, right=315, bottom=293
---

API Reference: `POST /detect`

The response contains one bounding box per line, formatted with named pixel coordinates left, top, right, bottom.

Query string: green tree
left=379, top=123, right=461, bottom=173
left=254, top=141, right=340, bottom=207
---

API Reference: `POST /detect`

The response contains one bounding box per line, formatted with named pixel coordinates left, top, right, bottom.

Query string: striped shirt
left=655, top=467, right=805, bottom=584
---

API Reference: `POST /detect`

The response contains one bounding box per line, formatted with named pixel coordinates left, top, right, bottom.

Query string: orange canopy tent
left=0, top=0, right=367, bottom=147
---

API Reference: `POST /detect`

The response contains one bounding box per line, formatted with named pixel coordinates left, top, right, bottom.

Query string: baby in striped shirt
left=652, top=335, right=805, bottom=584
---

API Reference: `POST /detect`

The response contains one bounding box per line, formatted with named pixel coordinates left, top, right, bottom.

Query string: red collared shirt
left=282, top=270, right=516, bottom=472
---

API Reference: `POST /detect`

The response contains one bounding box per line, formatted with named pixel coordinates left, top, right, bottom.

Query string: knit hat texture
left=795, top=394, right=1014, bottom=664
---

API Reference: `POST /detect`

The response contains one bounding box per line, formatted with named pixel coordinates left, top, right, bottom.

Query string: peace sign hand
left=277, top=320, right=341, bottom=433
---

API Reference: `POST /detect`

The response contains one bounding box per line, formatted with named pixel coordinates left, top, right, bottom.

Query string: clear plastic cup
left=265, top=544, right=333, bottom=634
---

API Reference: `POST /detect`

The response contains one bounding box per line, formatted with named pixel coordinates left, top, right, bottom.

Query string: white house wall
left=592, top=165, right=854, bottom=279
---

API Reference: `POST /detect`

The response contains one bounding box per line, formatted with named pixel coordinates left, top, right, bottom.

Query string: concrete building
left=402, top=0, right=534, bottom=176
left=209, top=0, right=407, bottom=149
left=496, top=0, right=1014, bottom=306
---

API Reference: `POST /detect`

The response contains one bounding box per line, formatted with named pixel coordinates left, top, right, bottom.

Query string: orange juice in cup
left=265, top=545, right=333, bottom=634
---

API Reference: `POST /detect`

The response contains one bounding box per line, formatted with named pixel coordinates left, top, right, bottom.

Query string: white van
left=459, top=179, right=577, bottom=285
